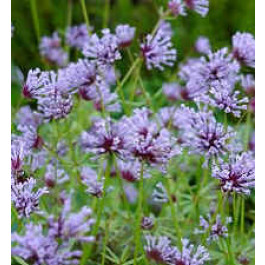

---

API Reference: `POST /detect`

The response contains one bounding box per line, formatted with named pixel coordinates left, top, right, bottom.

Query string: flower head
left=183, top=0, right=209, bottom=17
left=83, top=29, right=121, bottom=67
left=212, top=152, right=255, bottom=195
left=170, top=238, right=210, bottom=265
left=168, top=0, right=187, bottom=17
left=178, top=107, right=236, bottom=165
left=80, top=166, right=103, bottom=198
left=66, top=24, right=91, bottom=50
left=47, top=192, right=95, bottom=242
left=195, top=214, right=232, bottom=242
left=141, top=26, right=177, bottom=70
left=124, top=108, right=180, bottom=170
left=241, top=74, right=255, bottom=96
left=115, top=24, right=135, bottom=48
left=39, top=32, right=68, bottom=67
left=232, top=32, right=255, bottom=68
left=144, top=235, right=175, bottom=264
left=11, top=178, right=48, bottom=218
left=12, top=223, right=82, bottom=265
left=44, top=164, right=69, bottom=188
left=195, top=36, right=211, bottom=54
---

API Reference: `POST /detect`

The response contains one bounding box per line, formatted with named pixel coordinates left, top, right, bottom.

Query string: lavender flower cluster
left=11, top=0, right=255, bottom=264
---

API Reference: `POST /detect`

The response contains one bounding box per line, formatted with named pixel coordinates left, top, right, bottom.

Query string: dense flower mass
left=11, top=178, right=48, bottom=218
left=39, top=32, right=68, bottom=67
left=11, top=1, right=255, bottom=264
left=12, top=223, right=83, bottom=265
left=66, top=24, right=91, bottom=50
left=176, top=107, right=236, bottom=165
left=232, top=32, right=255, bottom=68
left=195, top=214, right=232, bottom=242
left=83, top=29, right=121, bottom=67
left=141, top=25, right=177, bottom=70
left=212, top=152, right=255, bottom=194
left=144, top=236, right=210, bottom=265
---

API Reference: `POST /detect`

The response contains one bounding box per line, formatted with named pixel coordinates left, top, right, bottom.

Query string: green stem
left=115, top=58, right=141, bottom=94
left=241, top=197, right=245, bottom=234
left=80, top=0, right=90, bottom=31
left=81, top=155, right=112, bottom=264
left=103, top=0, right=110, bottom=28
left=134, top=162, right=144, bottom=265
left=165, top=178, right=182, bottom=249
left=101, top=217, right=110, bottom=265
left=30, top=0, right=40, bottom=42
left=244, top=110, right=252, bottom=151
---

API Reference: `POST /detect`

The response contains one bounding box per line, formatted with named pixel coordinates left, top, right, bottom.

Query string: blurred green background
left=11, top=0, right=254, bottom=106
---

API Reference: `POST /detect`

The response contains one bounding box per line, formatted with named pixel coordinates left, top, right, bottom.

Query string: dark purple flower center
left=146, top=249, right=166, bottom=264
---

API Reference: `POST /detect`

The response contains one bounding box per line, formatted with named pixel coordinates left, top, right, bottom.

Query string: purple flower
left=11, top=139, right=26, bottom=178
left=212, top=152, right=255, bottom=195
left=12, top=223, right=82, bottom=265
left=124, top=108, right=180, bottom=170
left=198, top=80, right=248, bottom=118
left=144, top=235, right=175, bottom=264
left=80, top=166, right=103, bottom=198
left=183, top=0, right=209, bottom=17
left=47, top=192, right=95, bottom=242
left=152, top=182, right=169, bottom=203
left=178, top=107, right=236, bottom=165
left=22, top=68, right=50, bottom=99
left=80, top=118, right=129, bottom=158
left=162, top=82, right=183, bottom=101
left=141, top=26, right=177, bottom=70
left=141, top=216, right=155, bottom=230
left=232, top=32, right=255, bottom=68
left=83, top=29, right=121, bottom=67
left=117, top=159, right=150, bottom=182
left=156, top=107, right=179, bottom=129
left=170, top=238, right=210, bottom=265
left=15, top=106, right=43, bottom=129
left=39, top=32, right=68, bottom=67
left=11, top=178, right=48, bottom=218
left=115, top=24, right=135, bottom=48
left=66, top=24, right=91, bottom=50
left=168, top=0, right=187, bottom=17
left=194, top=214, right=232, bottom=242
left=241, top=74, right=255, bottom=96
left=30, top=150, right=48, bottom=172
left=44, top=164, right=69, bottom=188
left=36, top=71, right=73, bottom=121
left=16, top=125, right=44, bottom=151
left=195, top=36, right=211, bottom=54
left=186, top=48, right=240, bottom=100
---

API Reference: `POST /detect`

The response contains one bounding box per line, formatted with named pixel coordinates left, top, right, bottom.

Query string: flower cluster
left=144, top=235, right=210, bottom=265
left=194, top=214, right=232, bottom=242
left=212, top=152, right=255, bottom=195
left=39, top=32, right=68, bottom=67
left=168, top=0, right=209, bottom=17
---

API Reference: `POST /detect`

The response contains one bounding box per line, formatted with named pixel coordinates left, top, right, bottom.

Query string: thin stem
left=103, top=0, right=110, bottom=28
left=67, top=0, right=73, bottom=28
left=241, top=197, right=245, bottom=234
left=134, top=162, right=144, bottom=265
left=81, top=155, right=112, bottom=264
left=165, top=178, right=182, bottom=249
left=80, top=0, right=90, bottom=31
left=244, top=110, right=252, bottom=151
left=101, top=217, right=110, bottom=265
left=115, top=58, right=141, bottom=94
left=30, top=0, right=40, bottom=42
